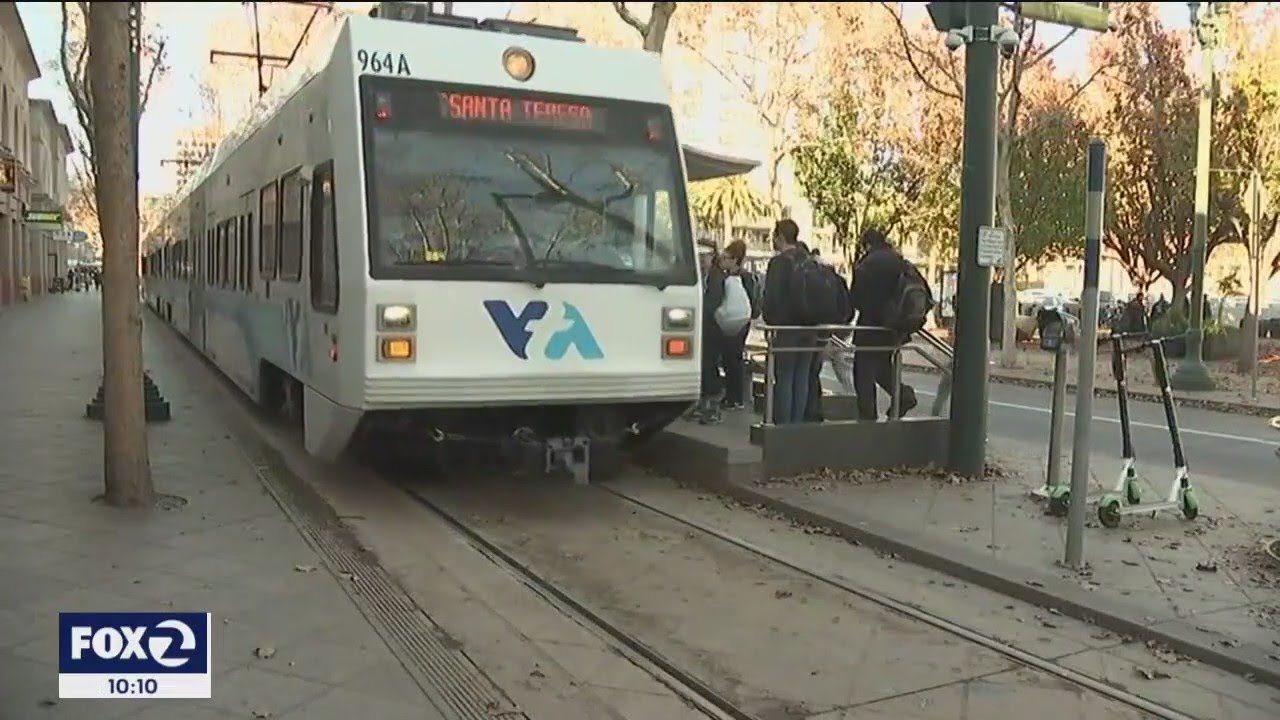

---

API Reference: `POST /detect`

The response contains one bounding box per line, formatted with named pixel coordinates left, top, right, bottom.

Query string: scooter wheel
left=1125, top=481, right=1142, bottom=506
left=1047, top=491, right=1070, bottom=517
left=1180, top=487, right=1199, bottom=520
left=1098, top=497, right=1123, bottom=529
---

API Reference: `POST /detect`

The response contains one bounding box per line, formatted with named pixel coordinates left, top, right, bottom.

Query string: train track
left=391, top=471, right=1201, bottom=720
left=395, top=479, right=756, bottom=720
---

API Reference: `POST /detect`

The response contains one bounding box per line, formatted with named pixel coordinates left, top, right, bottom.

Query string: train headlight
left=378, top=304, right=416, bottom=330
left=503, top=47, right=535, bottom=82
left=662, top=306, right=694, bottom=331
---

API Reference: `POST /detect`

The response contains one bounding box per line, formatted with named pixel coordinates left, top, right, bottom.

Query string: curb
left=692, top=476, right=1280, bottom=689
left=903, top=361, right=1280, bottom=418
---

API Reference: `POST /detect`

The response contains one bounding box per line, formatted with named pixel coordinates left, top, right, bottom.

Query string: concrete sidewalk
left=0, top=295, right=466, bottom=719
left=729, top=434, right=1280, bottom=685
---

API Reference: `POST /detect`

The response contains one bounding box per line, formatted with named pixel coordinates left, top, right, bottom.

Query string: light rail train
left=142, top=2, right=755, bottom=479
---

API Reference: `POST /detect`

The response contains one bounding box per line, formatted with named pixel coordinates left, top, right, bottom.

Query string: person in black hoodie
left=849, top=228, right=918, bottom=420
left=762, top=219, right=819, bottom=424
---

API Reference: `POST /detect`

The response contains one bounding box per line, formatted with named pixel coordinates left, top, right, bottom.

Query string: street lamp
left=1170, top=1, right=1225, bottom=392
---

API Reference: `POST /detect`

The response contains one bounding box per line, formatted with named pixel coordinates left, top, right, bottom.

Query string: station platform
left=639, top=395, right=949, bottom=487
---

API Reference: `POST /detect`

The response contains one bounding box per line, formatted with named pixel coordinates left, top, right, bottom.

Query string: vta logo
left=484, top=300, right=604, bottom=361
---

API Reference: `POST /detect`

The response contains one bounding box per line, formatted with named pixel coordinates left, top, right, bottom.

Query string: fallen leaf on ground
left=253, top=646, right=276, bottom=660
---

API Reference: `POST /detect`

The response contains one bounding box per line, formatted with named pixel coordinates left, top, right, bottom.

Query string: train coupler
left=545, top=436, right=591, bottom=485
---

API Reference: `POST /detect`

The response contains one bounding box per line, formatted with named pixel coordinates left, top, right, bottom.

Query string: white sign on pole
left=977, top=225, right=1007, bottom=268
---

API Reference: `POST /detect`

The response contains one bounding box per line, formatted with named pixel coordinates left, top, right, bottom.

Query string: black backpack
left=792, top=254, right=852, bottom=326
left=882, top=259, right=934, bottom=335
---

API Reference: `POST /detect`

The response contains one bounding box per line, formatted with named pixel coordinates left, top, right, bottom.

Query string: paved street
left=895, top=369, right=1279, bottom=489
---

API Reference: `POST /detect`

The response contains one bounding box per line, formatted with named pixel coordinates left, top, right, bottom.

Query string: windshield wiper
left=533, top=258, right=669, bottom=290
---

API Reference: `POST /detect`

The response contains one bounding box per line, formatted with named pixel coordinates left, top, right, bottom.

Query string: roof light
left=503, top=47, right=535, bottom=82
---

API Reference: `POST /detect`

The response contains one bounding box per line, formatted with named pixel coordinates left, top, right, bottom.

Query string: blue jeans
left=772, top=349, right=817, bottom=424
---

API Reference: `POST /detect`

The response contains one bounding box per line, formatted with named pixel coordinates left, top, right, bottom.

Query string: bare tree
left=611, top=2, right=678, bottom=52
left=59, top=1, right=167, bottom=233
left=88, top=2, right=153, bottom=507
left=687, top=2, right=825, bottom=214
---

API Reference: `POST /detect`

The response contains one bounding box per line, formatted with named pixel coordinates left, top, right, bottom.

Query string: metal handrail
left=916, top=327, right=955, bottom=360
left=744, top=323, right=957, bottom=419
left=755, top=323, right=907, bottom=425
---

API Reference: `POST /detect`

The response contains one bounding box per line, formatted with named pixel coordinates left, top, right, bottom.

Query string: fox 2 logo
left=59, top=612, right=210, bottom=675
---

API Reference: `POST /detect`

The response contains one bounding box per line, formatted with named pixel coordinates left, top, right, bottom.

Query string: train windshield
left=360, top=77, right=697, bottom=287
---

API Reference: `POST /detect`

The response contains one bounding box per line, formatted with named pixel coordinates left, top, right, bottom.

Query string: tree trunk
left=89, top=2, right=154, bottom=508
left=644, top=2, right=676, bottom=53
left=721, top=201, right=731, bottom=249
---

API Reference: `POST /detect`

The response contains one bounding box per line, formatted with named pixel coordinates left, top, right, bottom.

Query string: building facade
left=0, top=5, right=40, bottom=306
left=28, top=99, right=73, bottom=294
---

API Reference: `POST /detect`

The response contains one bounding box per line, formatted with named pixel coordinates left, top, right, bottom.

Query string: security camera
left=944, top=28, right=971, bottom=51
left=994, top=27, right=1021, bottom=58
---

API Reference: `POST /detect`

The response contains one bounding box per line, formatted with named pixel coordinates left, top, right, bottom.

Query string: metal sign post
left=1065, top=139, right=1107, bottom=569
left=1249, top=171, right=1265, bottom=402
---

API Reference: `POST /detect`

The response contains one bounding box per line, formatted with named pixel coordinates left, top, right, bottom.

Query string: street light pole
left=946, top=1, right=1001, bottom=477
left=1171, top=1, right=1222, bottom=392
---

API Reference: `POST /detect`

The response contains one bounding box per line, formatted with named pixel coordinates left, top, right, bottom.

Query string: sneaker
left=699, top=407, right=722, bottom=424
left=720, top=399, right=745, bottom=410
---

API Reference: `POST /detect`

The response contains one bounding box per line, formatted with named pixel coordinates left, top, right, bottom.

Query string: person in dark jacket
left=762, top=219, right=819, bottom=424
left=849, top=228, right=918, bottom=421
left=718, top=240, right=760, bottom=411
left=695, top=244, right=728, bottom=422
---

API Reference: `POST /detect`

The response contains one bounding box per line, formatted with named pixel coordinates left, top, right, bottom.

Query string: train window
left=246, top=212, right=255, bottom=292
left=259, top=181, right=279, bottom=279
left=224, top=221, right=233, bottom=288
left=310, top=160, right=339, bottom=314
left=279, top=170, right=304, bottom=282
left=239, top=215, right=247, bottom=291
left=220, top=222, right=231, bottom=288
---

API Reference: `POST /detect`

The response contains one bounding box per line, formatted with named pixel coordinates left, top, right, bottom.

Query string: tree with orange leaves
left=1089, top=2, right=1236, bottom=307
left=879, top=2, right=1105, bottom=363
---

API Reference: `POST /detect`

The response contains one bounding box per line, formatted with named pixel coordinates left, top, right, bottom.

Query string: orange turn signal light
left=662, top=335, right=692, bottom=359
left=380, top=337, right=414, bottom=360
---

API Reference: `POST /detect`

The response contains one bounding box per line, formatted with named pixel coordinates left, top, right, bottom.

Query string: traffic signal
left=1019, top=3, right=1112, bottom=32
left=926, top=2, right=970, bottom=32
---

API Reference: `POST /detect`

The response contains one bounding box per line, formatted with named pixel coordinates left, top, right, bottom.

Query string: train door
left=305, top=161, right=341, bottom=397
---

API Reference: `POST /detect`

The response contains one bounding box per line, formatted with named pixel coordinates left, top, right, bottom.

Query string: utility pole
left=89, top=1, right=154, bottom=507
left=1171, top=1, right=1224, bottom=392
left=926, top=1, right=1111, bottom=477
left=927, top=1, right=1001, bottom=477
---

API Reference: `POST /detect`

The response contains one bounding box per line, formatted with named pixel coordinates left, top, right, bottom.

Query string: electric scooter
left=1096, top=332, right=1199, bottom=529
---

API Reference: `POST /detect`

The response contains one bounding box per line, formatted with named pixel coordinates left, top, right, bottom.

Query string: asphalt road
left=824, top=368, right=1279, bottom=490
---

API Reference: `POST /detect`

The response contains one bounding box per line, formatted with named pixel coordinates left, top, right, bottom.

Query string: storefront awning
left=682, top=145, right=759, bottom=182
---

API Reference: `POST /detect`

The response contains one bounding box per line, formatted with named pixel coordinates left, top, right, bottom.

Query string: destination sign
left=438, top=92, right=606, bottom=132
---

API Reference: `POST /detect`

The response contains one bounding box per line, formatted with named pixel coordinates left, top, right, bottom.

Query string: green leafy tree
left=792, top=91, right=923, bottom=264
left=1217, top=3, right=1280, bottom=282
left=1010, top=102, right=1091, bottom=265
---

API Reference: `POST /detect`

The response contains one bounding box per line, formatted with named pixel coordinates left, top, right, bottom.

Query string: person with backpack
left=692, top=240, right=757, bottom=423
left=763, top=220, right=851, bottom=424
left=849, top=227, right=930, bottom=421
left=717, top=240, right=760, bottom=412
